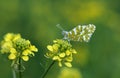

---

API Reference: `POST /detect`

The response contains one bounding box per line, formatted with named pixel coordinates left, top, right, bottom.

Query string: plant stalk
left=12, top=68, right=17, bottom=78
left=41, top=61, right=55, bottom=78
left=18, top=58, right=22, bottom=78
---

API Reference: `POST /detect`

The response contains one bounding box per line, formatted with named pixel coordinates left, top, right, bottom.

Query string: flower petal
left=64, top=62, right=72, bottom=67
left=8, top=54, right=16, bottom=60
left=10, top=48, right=17, bottom=54
left=29, top=45, right=38, bottom=52
left=59, top=53, right=65, bottom=58
left=22, top=56, right=29, bottom=61
left=47, top=45, right=53, bottom=52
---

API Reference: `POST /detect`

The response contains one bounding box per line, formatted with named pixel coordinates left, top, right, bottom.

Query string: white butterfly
left=57, top=24, right=96, bottom=42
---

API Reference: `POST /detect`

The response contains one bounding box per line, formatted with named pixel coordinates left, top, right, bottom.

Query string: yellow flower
left=22, top=50, right=29, bottom=56
left=53, top=56, right=60, bottom=60
left=29, top=45, right=38, bottom=52
left=71, top=49, right=77, bottom=54
left=4, top=33, right=14, bottom=41
left=24, top=49, right=35, bottom=56
left=52, top=44, right=59, bottom=52
left=65, top=56, right=73, bottom=62
left=13, top=34, right=21, bottom=41
left=1, top=41, right=13, bottom=53
left=47, top=45, right=53, bottom=52
left=8, top=53, right=16, bottom=60
left=59, top=53, right=65, bottom=58
left=21, top=56, right=29, bottom=61
left=10, top=48, right=17, bottom=54
left=66, top=50, right=71, bottom=56
left=64, top=62, right=72, bottom=67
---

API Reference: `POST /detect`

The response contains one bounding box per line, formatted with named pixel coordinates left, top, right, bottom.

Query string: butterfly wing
left=67, top=24, right=96, bottom=42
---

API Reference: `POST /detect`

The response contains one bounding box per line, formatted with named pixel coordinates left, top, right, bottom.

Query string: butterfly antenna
left=56, top=24, right=65, bottom=31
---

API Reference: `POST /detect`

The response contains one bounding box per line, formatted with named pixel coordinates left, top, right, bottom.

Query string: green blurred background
left=0, top=0, right=120, bottom=78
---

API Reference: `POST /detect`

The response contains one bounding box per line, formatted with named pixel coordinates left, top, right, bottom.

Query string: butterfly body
left=62, top=24, right=96, bottom=42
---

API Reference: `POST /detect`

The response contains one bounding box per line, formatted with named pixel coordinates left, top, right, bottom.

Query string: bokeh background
left=0, top=0, right=120, bottom=78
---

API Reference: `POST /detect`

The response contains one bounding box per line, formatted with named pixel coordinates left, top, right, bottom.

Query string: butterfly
left=57, top=24, right=96, bottom=42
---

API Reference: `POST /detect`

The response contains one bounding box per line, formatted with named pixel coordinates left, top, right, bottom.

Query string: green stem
left=12, top=68, right=17, bottom=78
left=12, top=58, right=22, bottom=78
left=41, top=61, right=55, bottom=78
left=18, top=58, right=22, bottom=78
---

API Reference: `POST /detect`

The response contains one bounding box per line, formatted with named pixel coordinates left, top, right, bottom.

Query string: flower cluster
left=46, top=39, right=77, bottom=67
left=0, top=33, right=38, bottom=61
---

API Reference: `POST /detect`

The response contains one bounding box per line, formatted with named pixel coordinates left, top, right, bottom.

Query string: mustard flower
left=0, top=33, right=38, bottom=62
left=45, top=39, right=77, bottom=67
